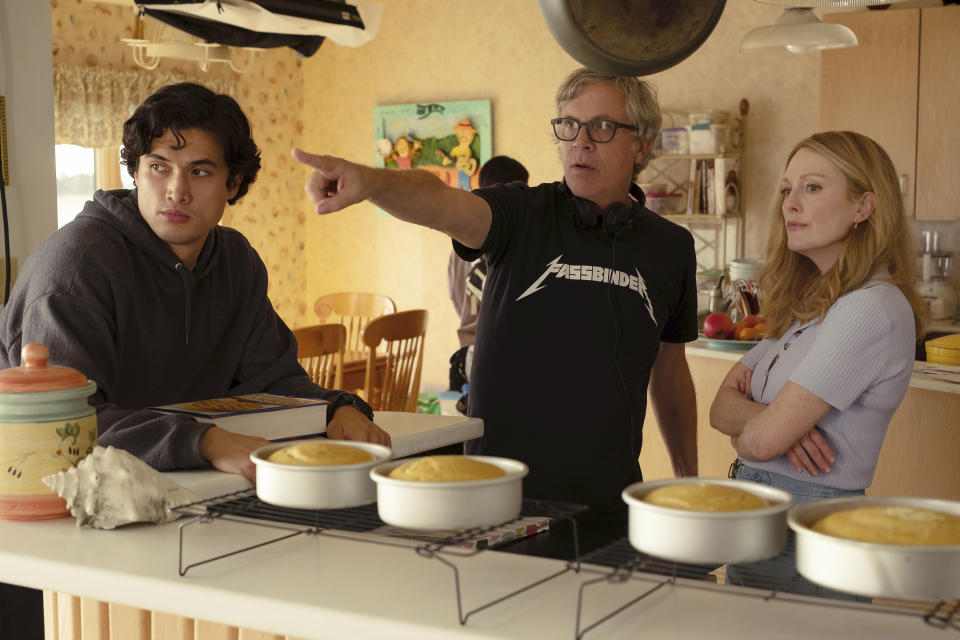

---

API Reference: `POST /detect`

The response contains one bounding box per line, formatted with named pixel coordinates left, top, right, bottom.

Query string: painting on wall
left=373, top=100, right=492, bottom=191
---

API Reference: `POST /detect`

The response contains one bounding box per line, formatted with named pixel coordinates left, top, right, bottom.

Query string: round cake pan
left=622, top=477, right=793, bottom=564
left=788, top=496, right=960, bottom=600
left=250, top=440, right=392, bottom=510
left=370, top=455, right=528, bottom=531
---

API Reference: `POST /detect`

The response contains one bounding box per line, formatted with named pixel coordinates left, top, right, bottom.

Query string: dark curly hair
left=120, top=83, right=261, bottom=204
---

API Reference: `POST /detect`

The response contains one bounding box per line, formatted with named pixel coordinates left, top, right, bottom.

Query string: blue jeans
left=726, top=463, right=869, bottom=601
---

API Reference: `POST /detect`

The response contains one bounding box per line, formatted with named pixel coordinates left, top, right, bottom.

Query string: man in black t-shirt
left=293, top=68, right=699, bottom=534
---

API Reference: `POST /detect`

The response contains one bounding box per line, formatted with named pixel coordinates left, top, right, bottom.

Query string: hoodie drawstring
left=175, top=262, right=192, bottom=345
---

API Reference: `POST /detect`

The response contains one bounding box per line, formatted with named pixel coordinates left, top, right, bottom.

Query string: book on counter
left=150, top=393, right=329, bottom=441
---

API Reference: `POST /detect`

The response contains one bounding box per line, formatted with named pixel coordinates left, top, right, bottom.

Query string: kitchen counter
left=687, top=338, right=960, bottom=394
left=928, top=318, right=960, bottom=334
left=0, top=492, right=953, bottom=639
left=637, top=342, right=960, bottom=502
left=1, top=408, right=956, bottom=638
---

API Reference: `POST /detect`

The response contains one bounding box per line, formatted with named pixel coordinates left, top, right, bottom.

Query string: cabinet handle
left=899, top=174, right=909, bottom=197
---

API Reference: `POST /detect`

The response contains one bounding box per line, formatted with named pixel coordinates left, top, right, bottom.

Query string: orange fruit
left=736, top=326, right=758, bottom=341
left=754, top=322, right=769, bottom=336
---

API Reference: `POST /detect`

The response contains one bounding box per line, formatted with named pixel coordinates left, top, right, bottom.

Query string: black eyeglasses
left=551, top=117, right=638, bottom=143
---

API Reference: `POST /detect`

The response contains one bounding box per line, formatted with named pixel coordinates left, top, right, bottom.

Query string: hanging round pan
left=538, top=0, right=726, bottom=76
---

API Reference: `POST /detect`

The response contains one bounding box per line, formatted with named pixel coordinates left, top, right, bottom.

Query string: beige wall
left=299, top=1, right=820, bottom=391
left=50, top=1, right=823, bottom=393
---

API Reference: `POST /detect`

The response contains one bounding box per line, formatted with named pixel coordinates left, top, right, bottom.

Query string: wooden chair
left=362, top=309, right=428, bottom=412
left=293, top=323, right=347, bottom=390
left=314, top=292, right=397, bottom=362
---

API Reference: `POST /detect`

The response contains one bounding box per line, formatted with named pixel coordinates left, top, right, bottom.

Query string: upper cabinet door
left=916, top=5, right=960, bottom=222
left=821, top=10, right=920, bottom=218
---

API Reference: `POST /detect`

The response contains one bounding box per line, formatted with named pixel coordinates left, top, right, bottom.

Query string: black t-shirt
left=454, top=182, right=698, bottom=518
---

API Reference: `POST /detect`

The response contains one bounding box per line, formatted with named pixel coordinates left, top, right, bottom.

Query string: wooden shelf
left=639, top=101, right=749, bottom=273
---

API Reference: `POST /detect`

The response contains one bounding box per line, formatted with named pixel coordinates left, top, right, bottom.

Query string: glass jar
left=727, top=259, right=763, bottom=323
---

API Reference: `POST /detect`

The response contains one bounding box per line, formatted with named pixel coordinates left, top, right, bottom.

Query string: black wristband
left=330, top=393, right=374, bottom=421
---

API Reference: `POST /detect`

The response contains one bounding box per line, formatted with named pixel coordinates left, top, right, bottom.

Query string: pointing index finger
left=291, top=147, right=325, bottom=169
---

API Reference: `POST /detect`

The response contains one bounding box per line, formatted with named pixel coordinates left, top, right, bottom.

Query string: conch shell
left=42, top=445, right=199, bottom=529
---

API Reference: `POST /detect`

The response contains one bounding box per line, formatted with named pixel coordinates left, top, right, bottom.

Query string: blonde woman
left=710, top=131, right=926, bottom=597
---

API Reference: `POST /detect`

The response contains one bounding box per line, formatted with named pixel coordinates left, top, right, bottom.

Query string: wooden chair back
left=293, top=323, right=347, bottom=390
left=314, top=292, right=397, bottom=362
left=361, top=309, right=428, bottom=412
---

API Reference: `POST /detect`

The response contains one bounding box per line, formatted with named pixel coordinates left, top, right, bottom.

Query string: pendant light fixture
left=740, top=0, right=910, bottom=54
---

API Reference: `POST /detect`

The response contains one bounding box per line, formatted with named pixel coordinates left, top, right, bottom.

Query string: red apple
left=704, top=312, right=734, bottom=339
left=743, top=314, right=758, bottom=328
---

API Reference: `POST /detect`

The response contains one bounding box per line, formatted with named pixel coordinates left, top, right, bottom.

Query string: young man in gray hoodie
left=0, top=82, right=389, bottom=483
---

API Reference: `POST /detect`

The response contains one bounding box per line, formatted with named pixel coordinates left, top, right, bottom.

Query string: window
left=55, top=145, right=94, bottom=228
left=55, top=145, right=132, bottom=228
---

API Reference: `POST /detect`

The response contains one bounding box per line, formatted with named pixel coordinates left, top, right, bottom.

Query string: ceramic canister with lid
left=0, top=343, right=97, bottom=520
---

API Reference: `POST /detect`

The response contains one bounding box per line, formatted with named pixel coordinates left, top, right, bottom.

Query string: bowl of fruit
left=701, top=312, right=767, bottom=350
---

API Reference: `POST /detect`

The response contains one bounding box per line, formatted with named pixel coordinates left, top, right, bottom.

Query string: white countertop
left=0, top=412, right=952, bottom=638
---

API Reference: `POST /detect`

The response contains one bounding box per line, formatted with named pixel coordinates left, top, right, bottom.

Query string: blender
left=916, top=230, right=957, bottom=321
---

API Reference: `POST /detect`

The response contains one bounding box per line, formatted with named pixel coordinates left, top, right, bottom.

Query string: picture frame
left=373, top=100, right=492, bottom=191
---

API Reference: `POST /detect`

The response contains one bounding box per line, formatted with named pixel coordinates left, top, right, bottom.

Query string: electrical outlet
left=0, top=96, right=8, bottom=186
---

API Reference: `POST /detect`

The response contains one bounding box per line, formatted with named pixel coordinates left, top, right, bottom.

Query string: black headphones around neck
left=559, top=180, right=645, bottom=238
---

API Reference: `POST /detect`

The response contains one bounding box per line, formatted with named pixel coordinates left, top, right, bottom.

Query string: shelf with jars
left=638, top=99, right=749, bottom=274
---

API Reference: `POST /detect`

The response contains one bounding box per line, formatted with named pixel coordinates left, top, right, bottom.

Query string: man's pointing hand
left=292, top=148, right=367, bottom=215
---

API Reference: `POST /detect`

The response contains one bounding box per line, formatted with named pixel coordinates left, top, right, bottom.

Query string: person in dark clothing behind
left=448, top=155, right=529, bottom=348
left=293, top=67, right=699, bottom=552
left=0, top=83, right=389, bottom=638
left=447, top=156, right=529, bottom=401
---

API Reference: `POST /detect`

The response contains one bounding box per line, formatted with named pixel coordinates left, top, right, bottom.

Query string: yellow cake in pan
left=643, top=482, right=769, bottom=512
left=812, top=506, right=960, bottom=546
left=266, top=441, right=374, bottom=466
left=387, top=455, right=506, bottom=482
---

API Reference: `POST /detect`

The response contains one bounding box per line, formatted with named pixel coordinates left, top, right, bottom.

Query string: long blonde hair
left=759, top=131, right=927, bottom=340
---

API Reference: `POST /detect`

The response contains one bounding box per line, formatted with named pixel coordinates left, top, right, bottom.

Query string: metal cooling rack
left=173, top=489, right=587, bottom=625
left=571, top=537, right=960, bottom=639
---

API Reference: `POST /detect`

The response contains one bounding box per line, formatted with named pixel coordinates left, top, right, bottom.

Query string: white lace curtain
left=53, top=64, right=236, bottom=148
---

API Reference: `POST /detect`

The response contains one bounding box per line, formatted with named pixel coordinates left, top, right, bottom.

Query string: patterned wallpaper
left=50, top=0, right=310, bottom=326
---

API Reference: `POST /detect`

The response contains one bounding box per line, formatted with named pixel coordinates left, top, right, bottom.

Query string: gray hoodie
left=0, top=189, right=349, bottom=470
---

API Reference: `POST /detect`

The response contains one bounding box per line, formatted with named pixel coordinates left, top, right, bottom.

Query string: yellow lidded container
left=925, top=333, right=960, bottom=366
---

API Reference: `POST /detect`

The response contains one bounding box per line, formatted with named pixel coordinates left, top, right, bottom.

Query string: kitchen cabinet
left=822, top=6, right=960, bottom=221
left=915, top=7, right=960, bottom=222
